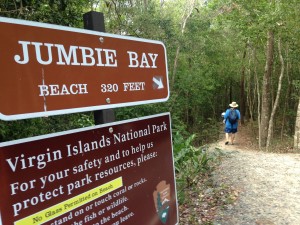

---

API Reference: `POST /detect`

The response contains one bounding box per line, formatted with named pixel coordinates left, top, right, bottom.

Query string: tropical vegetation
left=1, top=1, right=300, bottom=222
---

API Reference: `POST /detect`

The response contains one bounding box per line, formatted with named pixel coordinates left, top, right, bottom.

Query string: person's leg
left=231, top=128, right=237, bottom=144
left=231, top=133, right=235, bottom=144
left=225, top=132, right=229, bottom=145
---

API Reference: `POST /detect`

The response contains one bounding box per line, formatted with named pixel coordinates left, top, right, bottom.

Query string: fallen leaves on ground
left=178, top=167, right=239, bottom=225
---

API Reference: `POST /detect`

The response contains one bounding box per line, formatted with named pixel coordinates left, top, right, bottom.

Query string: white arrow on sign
left=153, top=76, right=164, bottom=89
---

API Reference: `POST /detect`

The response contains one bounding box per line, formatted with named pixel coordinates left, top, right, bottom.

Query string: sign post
left=83, top=11, right=115, bottom=125
left=0, top=17, right=169, bottom=120
left=0, top=113, right=178, bottom=225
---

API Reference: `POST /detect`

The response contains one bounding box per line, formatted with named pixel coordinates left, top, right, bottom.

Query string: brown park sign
left=0, top=17, right=169, bottom=120
left=0, top=113, right=178, bottom=225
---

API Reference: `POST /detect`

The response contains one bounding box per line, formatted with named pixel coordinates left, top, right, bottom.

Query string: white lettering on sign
left=123, top=82, right=145, bottom=91
left=38, top=84, right=88, bottom=96
left=5, top=149, right=63, bottom=173
left=127, top=51, right=158, bottom=68
left=14, top=41, right=118, bottom=67
left=100, top=83, right=119, bottom=93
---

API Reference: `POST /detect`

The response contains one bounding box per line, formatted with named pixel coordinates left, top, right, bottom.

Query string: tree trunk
left=294, top=97, right=300, bottom=151
left=246, top=55, right=252, bottom=121
left=246, top=46, right=255, bottom=122
left=171, top=46, right=181, bottom=87
left=266, top=37, right=284, bottom=149
left=260, top=30, right=274, bottom=148
left=240, top=42, right=247, bottom=124
left=254, top=47, right=262, bottom=149
left=170, top=0, right=196, bottom=88
left=143, top=0, right=148, bottom=9
left=281, top=44, right=290, bottom=139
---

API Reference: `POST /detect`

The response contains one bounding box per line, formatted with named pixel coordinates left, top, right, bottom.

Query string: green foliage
left=0, top=0, right=299, bottom=146
left=173, top=132, right=211, bottom=203
left=0, top=0, right=89, bottom=27
left=0, top=113, right=94, bottom=141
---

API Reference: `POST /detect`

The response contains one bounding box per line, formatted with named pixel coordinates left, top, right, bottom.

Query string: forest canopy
left=0, top=0, right=300, bottom=150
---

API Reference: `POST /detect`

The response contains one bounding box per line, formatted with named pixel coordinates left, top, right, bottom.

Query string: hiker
left=224, top=101, right=241, bottom=145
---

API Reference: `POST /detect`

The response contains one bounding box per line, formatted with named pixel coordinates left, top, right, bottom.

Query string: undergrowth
left=173, top=132, right=224, bottom=204
left=173, top=132, right=236, bottom=224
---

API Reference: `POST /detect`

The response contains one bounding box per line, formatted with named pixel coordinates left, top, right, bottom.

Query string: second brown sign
left=0, top=113, right=178, bottom=225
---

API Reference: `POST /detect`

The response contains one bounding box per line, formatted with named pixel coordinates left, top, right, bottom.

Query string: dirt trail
left=211, top=125, right=300, bottom=225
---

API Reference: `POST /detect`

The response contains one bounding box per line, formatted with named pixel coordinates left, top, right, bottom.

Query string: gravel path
left=212, top=142, right=300, bottom=225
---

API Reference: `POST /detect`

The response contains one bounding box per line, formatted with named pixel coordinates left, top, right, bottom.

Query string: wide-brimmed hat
left=229, top=102, right=239, bottom=108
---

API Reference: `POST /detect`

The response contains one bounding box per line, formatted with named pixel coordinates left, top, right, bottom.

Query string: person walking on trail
left=224, top=101, right=241, bottom=145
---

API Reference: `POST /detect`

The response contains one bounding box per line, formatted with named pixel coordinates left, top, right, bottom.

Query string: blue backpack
left=228, top=109, right=238, bottom=124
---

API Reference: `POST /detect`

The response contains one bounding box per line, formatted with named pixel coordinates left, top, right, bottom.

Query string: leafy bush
left=0, top=113, right=94, bottom=142
left=173, top=131, right=211, bottom=204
